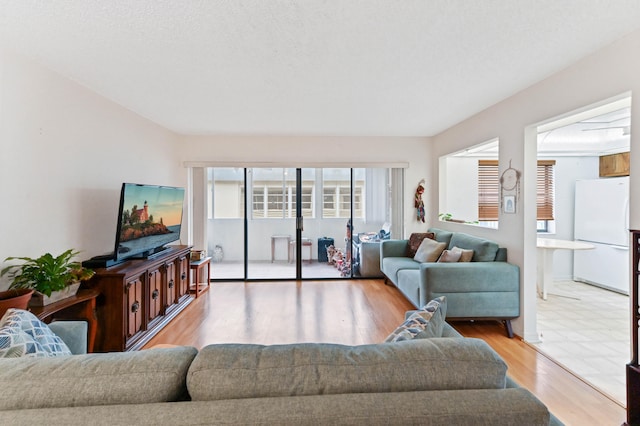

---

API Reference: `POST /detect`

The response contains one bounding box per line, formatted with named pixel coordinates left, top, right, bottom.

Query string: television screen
left=114, top=183, right=185, bottom=261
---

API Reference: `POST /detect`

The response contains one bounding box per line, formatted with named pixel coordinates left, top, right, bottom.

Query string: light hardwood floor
left=144, top=279, right=626, bottom=426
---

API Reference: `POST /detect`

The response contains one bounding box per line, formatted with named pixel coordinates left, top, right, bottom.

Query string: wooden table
left=289, top=237, right=312, bottom=263
left=29, top=288, right=99, bottom=352
left=537, top=238, right=594, bottom=300
left=190, top=256, right=211, bottom=298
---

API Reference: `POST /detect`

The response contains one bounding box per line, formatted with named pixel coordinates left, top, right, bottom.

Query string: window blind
left=477, top=160, right=555, bottom=220
left=478, top=160, right=499, bottom=221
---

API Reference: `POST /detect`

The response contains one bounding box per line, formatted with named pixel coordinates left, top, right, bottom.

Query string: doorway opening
left=532, top=95, right=631, bottom=405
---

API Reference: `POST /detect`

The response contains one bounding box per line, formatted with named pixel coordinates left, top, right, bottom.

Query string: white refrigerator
left=573, top=176, right=630, bottom=294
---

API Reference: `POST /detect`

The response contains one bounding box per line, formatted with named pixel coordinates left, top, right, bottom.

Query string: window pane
left=210, top=168, right=245, bottom=219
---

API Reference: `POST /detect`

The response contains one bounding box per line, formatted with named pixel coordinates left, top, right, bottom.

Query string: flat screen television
left=113, top=183, right=185, bottom=262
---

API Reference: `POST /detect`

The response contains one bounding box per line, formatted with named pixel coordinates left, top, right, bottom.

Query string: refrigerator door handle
left=624, top=196, right=630, bottom=232
left=611, top=245, right=629, bottom=251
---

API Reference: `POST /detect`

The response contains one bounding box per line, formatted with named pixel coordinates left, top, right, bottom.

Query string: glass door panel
left=247, top=168, right=296, bottom=279
left=301, top=168, right=352, bottom=279
left=207, top=167, right=245, bottom=279
left=350, top=168, right=392, bottom=278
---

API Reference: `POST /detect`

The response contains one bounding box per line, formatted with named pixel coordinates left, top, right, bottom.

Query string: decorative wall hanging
left=500, top=160, right=521, bottom=214
left=415, top=179, right=426, bottom=223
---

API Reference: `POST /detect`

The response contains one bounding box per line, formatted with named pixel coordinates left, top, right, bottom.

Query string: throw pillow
left=437, top=249, right=462, bottom=263
left=0, top=323, right=48, bottom=358
left=0, top=309, right=71, bottom=357
left=413, top=238, right=447, bottom=263
left=406, top=232, right=435, bottom=257
left=452, top=246, right=474, bottom=262
left=384, top=296, right=446, bottom=342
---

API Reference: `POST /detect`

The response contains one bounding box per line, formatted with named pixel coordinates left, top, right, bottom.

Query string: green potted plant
left=1, top=249, right=94, bottom=306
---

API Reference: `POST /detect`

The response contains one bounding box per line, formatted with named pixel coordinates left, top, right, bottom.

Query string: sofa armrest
left=380, top=240, right=408, bottom=258
left=48, top=321, right=88, bottom=355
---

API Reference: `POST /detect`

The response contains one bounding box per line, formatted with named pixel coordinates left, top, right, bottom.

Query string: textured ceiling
left=1, top=1, right=640, bottom=137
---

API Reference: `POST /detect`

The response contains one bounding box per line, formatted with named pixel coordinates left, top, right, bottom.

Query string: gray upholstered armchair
left=48, top=321, right=88, bottom=355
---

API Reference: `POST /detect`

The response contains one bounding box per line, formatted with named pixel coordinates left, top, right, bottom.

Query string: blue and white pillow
left=0, top=308, right=72, bottom=358
left=384, top=296, right=447, bottom=342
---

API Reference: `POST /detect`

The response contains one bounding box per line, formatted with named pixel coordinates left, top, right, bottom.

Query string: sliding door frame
left=189, top=163, right=406, bottom=282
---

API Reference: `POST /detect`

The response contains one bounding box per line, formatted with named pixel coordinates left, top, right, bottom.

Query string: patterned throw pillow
left=384, top=296, right=446, bottom=342
left=0, top=309, right=71, bottom=358
left=0, top=324, right=48, bottom=358
left=406, top=232, right=435, bottom=257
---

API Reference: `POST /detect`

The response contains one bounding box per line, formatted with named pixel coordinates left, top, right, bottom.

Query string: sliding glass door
left=299, top=168, right=353, bottom=279
left=247, top=168, right=297, bottom=279
left=206, top=167, right=245, bottom=279
left=206, top=166, right=398, bottom=280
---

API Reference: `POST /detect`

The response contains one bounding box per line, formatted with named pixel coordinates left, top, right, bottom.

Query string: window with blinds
left=478, top=160, right=499, bottom=221
left=477, top=160, right=555, bottom=221
left=537, top=160, right=555, bottom=221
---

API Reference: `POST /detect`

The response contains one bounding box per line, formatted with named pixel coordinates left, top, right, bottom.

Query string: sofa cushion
left=405, top=232, right=434, bottom=257
left=0, top=389, right=552, bottom=426
left=0, top=308, right=71, bottom=358
left=428, top=227, right=454, bottom=246
left=0, top=346, right=198, bottom=410
left=413, top=238, right=447, bottom=263
left=448, top=232, right=499, bottom=261
left=187, top=338, right=508, bottom=401
left=384, top=296, right=447, bottom=342
left=452, top=246, right=474, bottom=262
left=437, top=249, right=462, bottom=263
left=381, top=257, right=420, bottom=283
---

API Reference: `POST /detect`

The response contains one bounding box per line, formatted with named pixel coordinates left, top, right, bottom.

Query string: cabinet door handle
left=152, top=289, right=159, bottom=300
left=181, top=272, right=187, bottom=280
left=168, top=280, right=174, bottom=289
left=131, top=301, right=140, bottom=313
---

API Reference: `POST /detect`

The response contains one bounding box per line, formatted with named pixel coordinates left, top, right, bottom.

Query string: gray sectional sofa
left=0, top=320, right=561, bottom=425
left=381, top=228, right=520, bottom=337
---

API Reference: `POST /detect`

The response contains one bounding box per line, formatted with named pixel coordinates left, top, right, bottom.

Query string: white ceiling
left=1, top=1, right=640, bottom=137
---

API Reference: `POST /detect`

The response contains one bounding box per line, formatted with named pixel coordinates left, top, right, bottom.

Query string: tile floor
left=533, top=280, right=629, bottom=405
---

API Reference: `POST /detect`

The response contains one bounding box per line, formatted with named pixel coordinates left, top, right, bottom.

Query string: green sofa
left=0, top=320, right=561, bottom=425
left=381, top=228, right=520, bottom=337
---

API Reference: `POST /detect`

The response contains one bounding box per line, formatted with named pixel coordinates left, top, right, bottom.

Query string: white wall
left=430, top=28, right=640, bottom=341
left=0, top=49, right=184, bottom=290
left=441, top=157, right=480, bottom=222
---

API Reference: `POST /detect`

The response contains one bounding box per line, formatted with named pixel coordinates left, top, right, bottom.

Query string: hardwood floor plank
left=144, top=279, right=625, bottom=425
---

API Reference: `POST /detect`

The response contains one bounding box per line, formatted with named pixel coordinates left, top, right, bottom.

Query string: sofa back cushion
left=427, top=228, right=453, bottom=246
left=0, top=346, right=197, bottom=411
left=187, top=338, right=507, bottom=401
left=448, top=232, right=500, bottom=261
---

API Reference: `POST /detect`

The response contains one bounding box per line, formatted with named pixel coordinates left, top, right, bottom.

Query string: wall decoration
left=500, top=160, right=521, bottom=214
left=503, top=195, right=516, bottom=214
left=415, top=179, right=425, bottom=223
